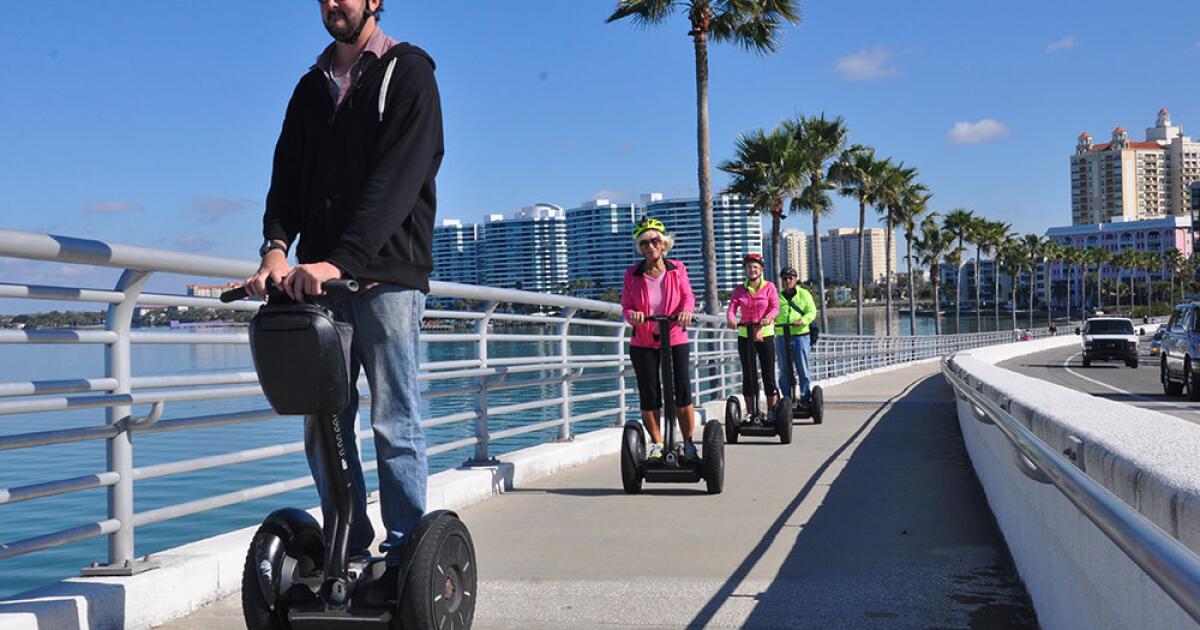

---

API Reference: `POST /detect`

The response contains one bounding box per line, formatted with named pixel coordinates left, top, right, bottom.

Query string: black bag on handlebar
left=248, top=303, right=354, bottom=416
left=809, top=324, right=820, bottom=349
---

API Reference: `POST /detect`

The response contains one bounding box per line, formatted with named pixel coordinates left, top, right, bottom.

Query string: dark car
left=1160, top=303, right=1200, bottom=399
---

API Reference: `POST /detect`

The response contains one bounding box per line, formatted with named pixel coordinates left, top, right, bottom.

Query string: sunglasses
left=638, top=237, right=663, bottom=248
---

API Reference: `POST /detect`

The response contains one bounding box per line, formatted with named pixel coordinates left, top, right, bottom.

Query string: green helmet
left=633, top=216, right=666, bottom=239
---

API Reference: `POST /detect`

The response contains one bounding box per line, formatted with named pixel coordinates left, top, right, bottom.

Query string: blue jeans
left=305, top=285, right=427, bottom=564
left=776, top=333, right=811, bottom=399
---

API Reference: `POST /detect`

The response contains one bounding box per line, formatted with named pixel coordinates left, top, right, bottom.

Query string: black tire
left=775, top=398, right=793, bottom=444
left=1128, top=359, right=1139, bottom=369
left=702, top=419, right=724, bottom=495
left=241, top=510, right=324, bottom=630
left=1187, top=361, right=1200, bottom=402
left=1082, top=355, right=1091, bottom=367
left=620, top=422, right=645, bottom=494
left=724, top=396, right=741, bottom=445
left=1164, top=358, right=1183, bottom=396
left=399, top=515, right=477, bottom=630
left=811, top=387, right=824, bottom=425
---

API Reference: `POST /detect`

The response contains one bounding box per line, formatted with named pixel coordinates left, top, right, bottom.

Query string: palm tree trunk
left=931, top=269, right=941, bottom=335
left=1028, top=270, right=1034, bottom=330
left=955, top=264, right=962, bottom=334
left=1011, top=272, right=1018, bottom=331
left=885, top=214, right=893, bottom=337
left=1147, top=268, right=1152, bottom=316
left=974, top=245, right=982, bottom=331
left=906, top=230, right=916, bottom=336
left=1043, top=259, right=1051, bottom=329
left=692, top=31, right=718, bottom=315
left=1096, top=262, right=1102, bottom=311
left=1066, top=266, right=1072, bottom=325
left=993, top=263, right=1000, bottom=331
left=813, top=213, right=829, bottom=335
left=856, top=197, right=866, bottom=335
left=770, top=212, right=782, bottom=285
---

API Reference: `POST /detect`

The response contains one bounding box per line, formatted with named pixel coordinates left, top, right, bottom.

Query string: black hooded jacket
left=263, top=43, right=443, bottom=291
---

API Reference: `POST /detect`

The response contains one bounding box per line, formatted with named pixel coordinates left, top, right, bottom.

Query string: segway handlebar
left=219, top=278, right=360, bottom=303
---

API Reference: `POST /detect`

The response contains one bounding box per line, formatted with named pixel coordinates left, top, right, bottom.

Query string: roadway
left=157, top=362, right=1035, bottom=629
left=998, top=337, right=1200, bottom=425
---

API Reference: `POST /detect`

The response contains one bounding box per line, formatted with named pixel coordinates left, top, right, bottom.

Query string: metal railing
left=0, top=228, right=1038, bottom=579
left=942, top=356, right=1200, bottom=624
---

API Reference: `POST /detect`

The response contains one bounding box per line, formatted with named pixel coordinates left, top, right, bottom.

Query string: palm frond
left=606, top=0, right=677, bottom=26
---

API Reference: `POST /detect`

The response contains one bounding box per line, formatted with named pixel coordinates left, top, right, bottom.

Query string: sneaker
left=683, top=441, right=699, bottom=461
left=647, top=442, right=664, bottom=462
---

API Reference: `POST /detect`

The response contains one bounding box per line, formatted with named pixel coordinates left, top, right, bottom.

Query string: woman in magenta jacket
left=621, top=218, right=697, bottom=462
left=727, top=253, right=781, bottom=416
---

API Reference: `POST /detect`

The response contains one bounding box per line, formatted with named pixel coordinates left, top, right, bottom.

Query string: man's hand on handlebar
left=245, top=250, right=291, bottom=299
left=281, top=262, right=343, bottom=302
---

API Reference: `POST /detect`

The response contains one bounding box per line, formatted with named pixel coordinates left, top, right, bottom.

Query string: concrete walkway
left=157, top=362, right=1034, bottom=629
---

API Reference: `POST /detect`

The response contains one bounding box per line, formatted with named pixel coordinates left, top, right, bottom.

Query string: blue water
left=0, top=327, right=635, bottom=597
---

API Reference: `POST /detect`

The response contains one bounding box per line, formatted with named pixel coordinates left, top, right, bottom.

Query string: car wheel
left=1082, top=355, right=1091, bottom=368
left=1187, top=361, right=1200, bottom=402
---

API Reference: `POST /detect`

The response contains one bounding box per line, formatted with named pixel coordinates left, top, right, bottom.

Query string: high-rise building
left=1071, top=109, right=1200, bottom=225
left=478, top=204, right=568, bottom=293
left=780, top=229, right=810, bottom=282
left=565, top=199, right=639, bottom=300
left=431, top=219, right=479, bottom=285
left=639, top=193, right=762, bottom=303
left=812, top=227, right=894, bottom=286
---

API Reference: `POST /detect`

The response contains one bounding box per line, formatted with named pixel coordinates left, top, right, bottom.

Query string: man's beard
left=324, top=8, right=369, bottom=44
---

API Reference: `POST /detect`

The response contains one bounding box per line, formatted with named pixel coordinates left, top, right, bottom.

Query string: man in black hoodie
left=246, top=0, right=443, bottom=570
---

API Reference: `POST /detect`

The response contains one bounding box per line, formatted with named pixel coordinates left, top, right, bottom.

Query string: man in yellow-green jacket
left=775, top=267, right=818, bottom=404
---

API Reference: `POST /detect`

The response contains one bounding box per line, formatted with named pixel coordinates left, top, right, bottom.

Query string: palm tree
left=982, top=220, right=1012, bottom=330
left=1042, top=240, right=1062, bottom=326
left=998, top=238, right=1028, bottom=331
left=942, top=208, right=975, bottom=333
left=914, top=215, right=952, bottom=335
left=1142, top=251, right=1159, bottom=316
left=1087, top=246, right=1108, bottom=313
left=787, top=114, right=850, bottom=335
left=896, top=187, right=932, bottom=336
left=828, top=145, right=885, bottom=334
left=719, top=125, right=805, bottom=284
left=1062, top=246, right=1086, bottom=325
left=1164, top=248, right=1184, bottom=306
left=790, top=179, right=836, bottom=334
left=1111, top=248, right=1132, bottom=313
left=608, top=0, right=801, bottom=314
left=1021, top=234, right=1045, bottom=329
left=875, top=161, right=920, bottom=336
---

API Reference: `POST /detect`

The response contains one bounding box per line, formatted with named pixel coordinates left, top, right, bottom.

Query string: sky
left=3, top=1, right=1200, bottom=313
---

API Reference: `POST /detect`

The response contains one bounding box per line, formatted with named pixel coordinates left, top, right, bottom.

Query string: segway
left=781, top=323, right=824, bottom=424
left=724, top=322, right=793, bottom=444
left=222, top=280, right=476, bottom=630
left=621, top=315, right=725, bottom=494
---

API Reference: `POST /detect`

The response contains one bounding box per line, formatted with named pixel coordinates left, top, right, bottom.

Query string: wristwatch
left=259, top=240, right=288, bottom=258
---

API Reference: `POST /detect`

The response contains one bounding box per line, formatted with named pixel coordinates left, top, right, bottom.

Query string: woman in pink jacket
left=727, top=253, right=781, bottom=416
left=621, top=217, right=697, bottom=462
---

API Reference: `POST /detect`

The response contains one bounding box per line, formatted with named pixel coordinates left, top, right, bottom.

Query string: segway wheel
left=620, top=422, right=646, bottom=494
left=775, top=398, right=794, bottom=445
left=400, top=514, right=477, bottom=630
left=241, top=509, right=324, bottom=630
left=724, top=396, right=741, bottom=445
left=702, top=419, right=724, bottom=494
left=811, top=387, right=824, bottom=425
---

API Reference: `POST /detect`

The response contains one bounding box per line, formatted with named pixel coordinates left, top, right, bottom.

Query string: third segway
left=621, top=315, right=725, bottom=494
left=724, top=322, right=793, bottom=444
left=780, top=323, right=824, bottom=424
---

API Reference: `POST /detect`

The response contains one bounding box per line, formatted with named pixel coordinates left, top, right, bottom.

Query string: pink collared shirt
left=314, top=26, right=399, bottom=109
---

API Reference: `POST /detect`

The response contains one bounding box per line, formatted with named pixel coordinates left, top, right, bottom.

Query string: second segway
left=223, top=280, right=477, bottom=630
left=621, top=315, right=725, bottom=494
left=780, top=323, right=824, bottom=424
left=724, top=322, right=793, bottom=444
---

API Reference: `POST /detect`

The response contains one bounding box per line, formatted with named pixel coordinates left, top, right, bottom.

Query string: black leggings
left=738, top=336, right=778, bottom=400
left=630, top=344, right=693, bottom=412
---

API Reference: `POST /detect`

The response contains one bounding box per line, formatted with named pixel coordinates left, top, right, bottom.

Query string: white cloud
left=834, top=47, right=899, bottom=81
left=1045, top=36, right=1076, bottom=54
left=948, top=119, right=1010, bottom=144
left=175, top=235, right=216, bottom=252
left=85, top=201, right=144, bottom=214
left=193, top=196, right=255, bottom=223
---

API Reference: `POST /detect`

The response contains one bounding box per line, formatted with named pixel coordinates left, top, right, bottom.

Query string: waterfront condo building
left=639, top=193, right=762, bottom=302
left=779, top=229, right=810, bottom=282
left=431, top=219, right=480, bottom=285
left=1071, top=109, right=1200, bottom=225
left=565, top=199, right=639, bottom=300
left=478, top=204, right=568, bottom=293
left=814, top=227, right=895, bottom=286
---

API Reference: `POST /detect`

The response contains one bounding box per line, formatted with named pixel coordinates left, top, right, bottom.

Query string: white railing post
left=558, top=307, right=578, bottom=441
left=85, top=269, right=155, bottom=577
left=614, top=321, right=628, bottom=426
left=470, top=301, right=498, bottom=464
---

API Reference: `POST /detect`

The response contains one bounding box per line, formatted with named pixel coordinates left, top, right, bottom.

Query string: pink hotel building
left=1044, top=215, right=1192, bottom=300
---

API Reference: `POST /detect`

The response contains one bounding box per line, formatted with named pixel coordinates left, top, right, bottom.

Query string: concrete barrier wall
left=949, top=336, right=1200, bottom=630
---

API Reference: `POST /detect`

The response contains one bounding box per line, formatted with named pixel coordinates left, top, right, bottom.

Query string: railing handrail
left=942, top=355, right=1200, bottom=625
left=0, top=228, right=1056, bottom=588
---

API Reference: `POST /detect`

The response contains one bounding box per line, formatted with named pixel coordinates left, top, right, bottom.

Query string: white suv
left=1078, top=317, right=1139, bottom=368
